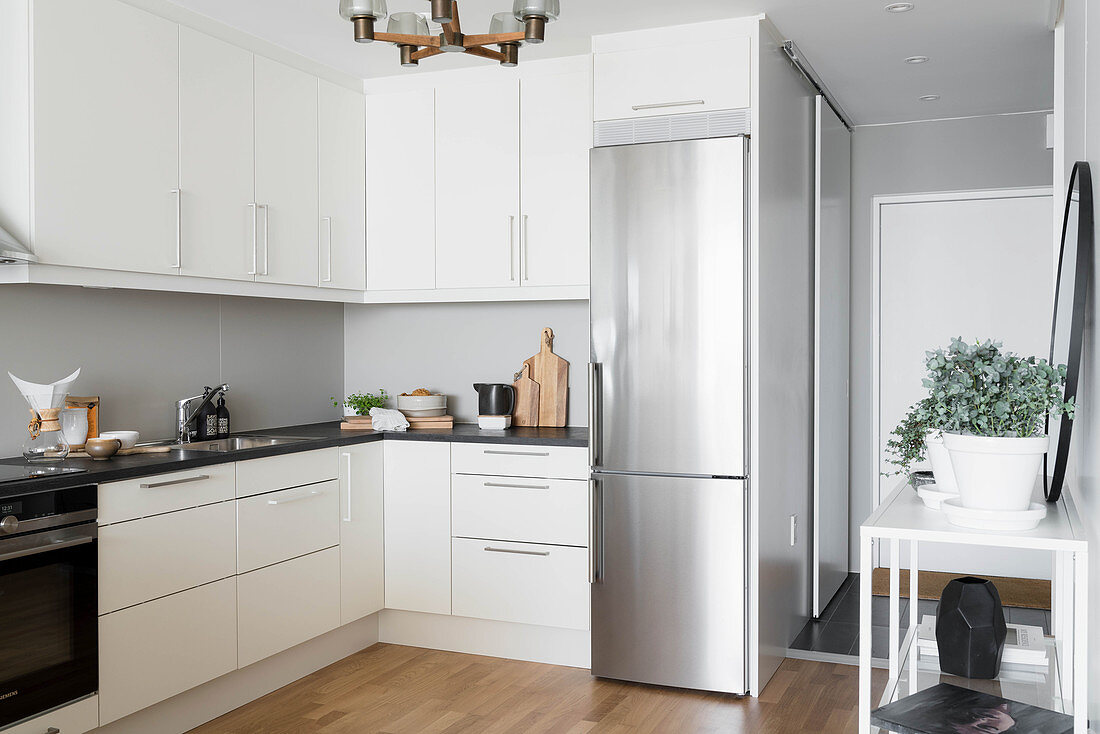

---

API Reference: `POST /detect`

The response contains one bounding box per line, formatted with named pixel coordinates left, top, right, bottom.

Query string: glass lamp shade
left=339, top=0, right=387, bottom=21
left=387, top=11, right=431, bottom=37
left=512, top=0, right=560, bottom=22
left=490, top=11, right=525, bottom=37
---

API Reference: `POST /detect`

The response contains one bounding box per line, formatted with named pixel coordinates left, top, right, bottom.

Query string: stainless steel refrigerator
left=589, top=136, right=749, bottom=695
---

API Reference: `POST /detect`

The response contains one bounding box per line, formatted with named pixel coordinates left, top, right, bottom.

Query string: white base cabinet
left=340, top=444, right=385, bottom=624
left=3, top=695, right=98, bottom=734
left=236, top=479, right=339, bottom=573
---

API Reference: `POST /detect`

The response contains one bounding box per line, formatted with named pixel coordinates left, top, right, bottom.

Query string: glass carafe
left=23, top=408, right=71, bottom=462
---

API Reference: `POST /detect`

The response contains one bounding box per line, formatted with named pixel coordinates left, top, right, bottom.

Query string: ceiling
left=162, top=0, right=1055, bottom=126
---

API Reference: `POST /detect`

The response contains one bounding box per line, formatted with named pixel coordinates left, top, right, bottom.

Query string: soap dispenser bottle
left=216, top=396, right=230, bottom=438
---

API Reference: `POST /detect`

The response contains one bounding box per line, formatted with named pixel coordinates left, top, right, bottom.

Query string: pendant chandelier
left=338, top=0, right=559, bottom=67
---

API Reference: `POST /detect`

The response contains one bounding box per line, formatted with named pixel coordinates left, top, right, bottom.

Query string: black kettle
left=473, top=383, right=515, bottom=416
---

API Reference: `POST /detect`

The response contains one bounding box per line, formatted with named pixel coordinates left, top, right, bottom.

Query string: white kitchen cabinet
left=236, top=448, right=339, bottom=497
left=383, top=441, right=452, bottom=614
left=236, top=479, right=340, bottom=573
left=319, top=80, right=367, bottom=291
left=98, top=463, right=236, bottom=525
left=366, top=89, right=436, bottom=292
left=451, top=474, right=588, bottom=547
left=237, top=547, right=341, bottom=667
left=31, top=0, right=180, bottom=274
left=450, top=442, right=588, bottom=480
left=340, top=443, right=385, bottom=624
left=3, top=695, right=98, bottom=734
left=451, top=538, right=589, bottom=630
left=434, top=79, right=521, bottom=290
left=254, top=56, right=319, bottom=287
left=179, top=27, right=256, bottom=281
left=519, top=71, right=591, bottom=287
left=593, top=37, right=752, bottom=122
left=99, top=501, right=237, bottom=614
left=99, top=578, right=238, bottom=724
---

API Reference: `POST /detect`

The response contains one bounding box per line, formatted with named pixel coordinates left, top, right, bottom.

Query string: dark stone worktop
left=0, top=422, right=588, bottom=498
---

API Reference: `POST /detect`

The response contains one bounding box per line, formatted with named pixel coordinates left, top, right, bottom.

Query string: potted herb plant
left=332, top=389, right=390, bottom=416
left=885, top=395, right=958, bottom=493
left=924, top=338, right=1072, bottom=511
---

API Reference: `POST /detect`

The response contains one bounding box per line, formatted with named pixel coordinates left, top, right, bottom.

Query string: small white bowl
left=100, top=430, right=140, bottom=450
left=397, top=395, right=447, bottom=417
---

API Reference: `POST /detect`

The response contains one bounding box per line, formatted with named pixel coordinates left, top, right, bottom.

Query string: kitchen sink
left=165, top=435, right=311, bottom=452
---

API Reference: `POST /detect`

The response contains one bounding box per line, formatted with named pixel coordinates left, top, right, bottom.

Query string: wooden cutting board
left=512, top=363, right=540, bottom=427
left=341, top=415, right=454, bottom=431
left=523, top=327, right=568, bottom=427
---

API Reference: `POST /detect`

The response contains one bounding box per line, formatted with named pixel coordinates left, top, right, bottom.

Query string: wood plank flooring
left=188, top=644, right=886, bottom=734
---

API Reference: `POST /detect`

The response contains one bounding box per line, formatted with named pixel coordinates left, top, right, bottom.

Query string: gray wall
left=849, top=112, right=1053, bottom=569
left=0, top=284, right=344, bottom=454
left=343, top=300, right=589, bottom=425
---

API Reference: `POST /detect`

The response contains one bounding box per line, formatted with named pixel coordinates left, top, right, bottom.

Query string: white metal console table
left=859, top=480, right=1089, bottom=733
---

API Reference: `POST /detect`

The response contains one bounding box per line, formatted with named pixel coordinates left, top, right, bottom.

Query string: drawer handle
left=483, top=482, right=550, bottom=490
left=631, top=99, right=705, bottom=111
left=140, top=474, right=210, bottom=489
left=267, top=489, right=322, bottom=506
left=46, top=729, right=60, bottom=734
left=482, top=450, right=551, bottom=457
left=484, top=546, right=551, bottom=557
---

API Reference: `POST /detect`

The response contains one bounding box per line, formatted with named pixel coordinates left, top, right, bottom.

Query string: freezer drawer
left=591, top=473, right=746, bottom=694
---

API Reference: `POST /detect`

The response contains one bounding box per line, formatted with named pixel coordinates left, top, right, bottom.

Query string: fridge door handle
left=588, top=362, right=602, bottom=467
left=589, top=477, right=602, bottom=583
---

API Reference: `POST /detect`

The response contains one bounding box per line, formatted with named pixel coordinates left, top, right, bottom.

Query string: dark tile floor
left=789, top=573, right=1052, bottom=658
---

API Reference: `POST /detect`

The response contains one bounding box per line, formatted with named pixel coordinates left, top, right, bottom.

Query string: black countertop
left=0, top=422, right=588, bottom=498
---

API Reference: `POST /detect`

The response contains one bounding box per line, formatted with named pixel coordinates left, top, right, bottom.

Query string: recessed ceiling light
left=905, top=55, right=929, bottom=64
left=918, top=94, right=940, bottom=102
left=885, top=3, right=915, bottom=12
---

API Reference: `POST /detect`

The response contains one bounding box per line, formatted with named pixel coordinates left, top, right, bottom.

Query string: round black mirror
left=1045, top=161, right=1093, bottom=502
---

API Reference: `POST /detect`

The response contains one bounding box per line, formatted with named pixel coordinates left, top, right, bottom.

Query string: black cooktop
left=0, top=465, right=88, bottom=485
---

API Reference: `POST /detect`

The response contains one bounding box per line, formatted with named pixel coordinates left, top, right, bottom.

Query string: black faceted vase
left=936, top=577, right=1007, bottom=679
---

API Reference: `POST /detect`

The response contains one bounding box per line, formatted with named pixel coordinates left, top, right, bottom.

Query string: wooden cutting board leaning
left=512, top=363, right=540, bottom=427
left=523, top=327, right=568, bottom=428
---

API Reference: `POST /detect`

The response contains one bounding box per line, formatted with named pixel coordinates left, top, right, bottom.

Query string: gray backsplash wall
left=343, top=300, right=589, bottom=425
left=0, top=284, right=344, bottom=455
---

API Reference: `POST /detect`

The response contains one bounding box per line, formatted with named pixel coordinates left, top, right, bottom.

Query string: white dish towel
left=369, top=407, right=410, bottom=432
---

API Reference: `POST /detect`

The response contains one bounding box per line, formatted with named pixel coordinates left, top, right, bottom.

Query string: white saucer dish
left=99, top=430, right=140, bottom=450
left=940, top=498, right=1047, bottom=532
left=478, top=415, right=512, bottom=430
left=916, top=483, right=958, bottom=510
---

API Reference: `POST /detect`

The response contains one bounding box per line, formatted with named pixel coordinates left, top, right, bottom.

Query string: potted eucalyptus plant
left=922, top=338, right=1072, bottom=511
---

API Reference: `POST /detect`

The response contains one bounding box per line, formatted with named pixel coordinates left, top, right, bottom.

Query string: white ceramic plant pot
left=924, top=431, right=958, bottom=494
left=942, top=433, right=1049, bottom=512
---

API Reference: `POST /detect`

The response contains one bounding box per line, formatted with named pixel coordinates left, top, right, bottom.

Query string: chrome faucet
left=176, top=384, right=229, bottom=443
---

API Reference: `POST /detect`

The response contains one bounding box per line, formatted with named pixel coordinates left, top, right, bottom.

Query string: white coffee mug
left=60, top=407, right=89, bottom=446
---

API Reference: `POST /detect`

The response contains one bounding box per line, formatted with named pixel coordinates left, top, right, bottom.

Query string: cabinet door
left=32, top=0, right=179, bottom=274
left=366, top=90, right=435, bottom=291
left=593, top=38, right=751, bottom=122
left=520, top=71, right=591, bottom=287
left=339, top=444, right=384, bottom=623
left=383, top=441, right=451, bottom=614
left=435, top=80, right=520, bottom=289
left=179, top=27, right=256, bottom=281
left=319, top=81, right=367, bottom=291
left=255, top=57, right=319, bottom=286
left=99, top=578, right=237, bottom=724
left=236, top=480, right=340, bottom=573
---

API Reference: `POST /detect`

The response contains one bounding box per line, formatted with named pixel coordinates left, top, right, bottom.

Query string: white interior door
left=876, top=189, right=1054, bottom=579
left=813, top=97, right=851, bottom=616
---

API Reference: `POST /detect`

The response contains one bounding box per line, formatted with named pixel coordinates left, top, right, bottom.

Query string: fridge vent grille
left=593, top=108, right=751, bottom=147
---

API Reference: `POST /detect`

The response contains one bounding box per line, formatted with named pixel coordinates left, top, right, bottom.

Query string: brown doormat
left=870, top=568, right=1051, bottom=610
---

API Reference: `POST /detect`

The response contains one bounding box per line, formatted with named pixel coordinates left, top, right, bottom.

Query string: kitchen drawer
left=237, top=480, right=339, bottom=573
left=235, top=448, right=339, bottom=498
left=2, top=694, right=98, bottom=734
left=451, top=443, right=587, bottom=481
left=99, top=578, right=237, bottom=725
left=452, top=474, right=588, bottom=547
left=237, top=547, right=340, bottom=667
left=99, top=501, right=236, bottom=614
left=451, top=538, right=589, bottom=630
left=98, top=462, right=235, bottom=525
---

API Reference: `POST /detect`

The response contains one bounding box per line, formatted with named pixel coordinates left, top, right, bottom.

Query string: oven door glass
left=0, top=535, right=97, bottom=728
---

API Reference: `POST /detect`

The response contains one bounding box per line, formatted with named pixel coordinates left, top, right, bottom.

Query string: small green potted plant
left=332, top=389, right=390, bottom=416
left=885, top=395, right=958, bottom=494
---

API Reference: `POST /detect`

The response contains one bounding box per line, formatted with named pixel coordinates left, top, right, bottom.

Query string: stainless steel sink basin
left=165, top=435, right=311, bottom=452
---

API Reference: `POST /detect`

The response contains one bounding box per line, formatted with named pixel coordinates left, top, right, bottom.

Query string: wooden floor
left=188, top=644, right=886, bottom=734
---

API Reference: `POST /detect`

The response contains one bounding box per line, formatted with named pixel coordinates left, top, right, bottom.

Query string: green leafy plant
left=332, top=389, right=390, bottom=416
left=884, top=396, right=939, bottom=477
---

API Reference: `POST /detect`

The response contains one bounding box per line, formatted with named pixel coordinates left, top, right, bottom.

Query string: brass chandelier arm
left=464, top=45, right=505, bottom=62
left=412, top=47, right=445, bottom=61
left=374, top=32, right=442, bottom=47
left=462, top=31, right=527, bottom=47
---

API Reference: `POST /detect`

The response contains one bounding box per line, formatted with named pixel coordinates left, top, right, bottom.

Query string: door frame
left=869, top=187, right=1054, bottom=557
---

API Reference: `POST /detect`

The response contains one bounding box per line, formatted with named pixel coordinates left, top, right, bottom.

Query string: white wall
left=849, top=113, right=1054, bottom=569
left=343, top=300, right=589, bottom=424
left=0, top=284, right=344, bottom=454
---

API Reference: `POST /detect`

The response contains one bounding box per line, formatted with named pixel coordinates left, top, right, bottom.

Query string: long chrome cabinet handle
left=483, top=481, right=550, bottom=490
left=522, top=214, right=529, bottom=281
left=248, top=203, right=258, bottom=275
left=589, top=478, right=601, bottom=583
left=508, top=215, right=516, bottom=282
left=631, top=99, right=705, bottom=111
left=322, top=216, right=333, bottom=283
left=268, top=489, right=322, bottom=506
left=482, top=449, right=550, bottom=457
left=259, top=204, right=270, bottom=275
left=484, top=546, right=550, bottom=557
left=171, top=188, right=182, bottom=268
left=588, top=363, right=602, bottom=467
left=140, top=474, right=210, bottom=489
left=343, top=451, right=353, bottom=522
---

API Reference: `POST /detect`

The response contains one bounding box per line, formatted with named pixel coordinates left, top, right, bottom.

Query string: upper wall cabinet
left=319, top=81, right=367, bottom=292
left=32, top=0, right=180, bottom=275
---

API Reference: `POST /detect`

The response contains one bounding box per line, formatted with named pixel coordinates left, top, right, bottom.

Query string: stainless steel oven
left=0, top=485, right=97, bottom=728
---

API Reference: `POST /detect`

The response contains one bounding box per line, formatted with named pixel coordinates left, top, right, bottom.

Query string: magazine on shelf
left=871, top=683, right=1072, bottom=734
left=917, top=615, right=1047, bottom=666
